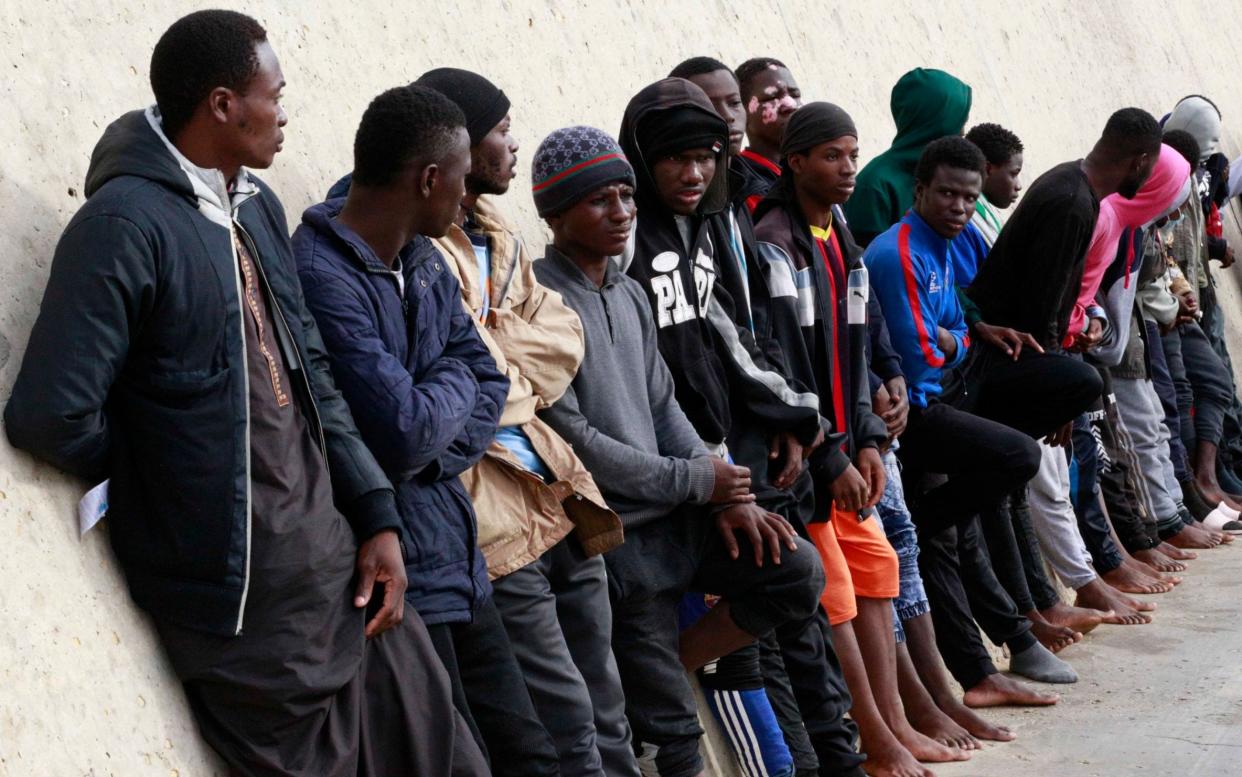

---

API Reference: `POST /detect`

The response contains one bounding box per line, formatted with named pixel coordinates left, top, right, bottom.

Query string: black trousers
left=773, top=607, right=866, bottom=777
left=895, top=402, right=1041, bottom=691
left=965, top=345, right=1104, bottom=440
left=917, top=516, right=1039, bottom=690
left=606, top=511, right=824, bottom=777
left=897, top=402, right=1041, bottom=539
left=978, top=490, right=1061, bottom=613
left=428, top=598, right=562, bottom=777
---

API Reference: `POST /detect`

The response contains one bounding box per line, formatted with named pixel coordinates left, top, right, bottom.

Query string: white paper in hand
left=78, top=479, right=109, bottom=536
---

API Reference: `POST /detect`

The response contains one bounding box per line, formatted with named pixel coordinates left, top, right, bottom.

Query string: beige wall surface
left=3, top=1, right=1241, bottom=774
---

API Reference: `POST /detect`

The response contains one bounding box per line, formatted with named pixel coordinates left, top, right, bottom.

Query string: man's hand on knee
left=715, top=504, right=798, bottom=568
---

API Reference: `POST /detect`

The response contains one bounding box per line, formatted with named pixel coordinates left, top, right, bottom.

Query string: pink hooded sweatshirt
left=1064, top=144, right=1192, bottom=348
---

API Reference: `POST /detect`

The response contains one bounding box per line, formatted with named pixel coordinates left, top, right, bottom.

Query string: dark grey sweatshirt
left=535, top=246, right=716, bottom=527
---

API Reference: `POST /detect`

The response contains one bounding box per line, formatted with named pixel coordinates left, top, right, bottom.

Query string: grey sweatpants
left=492, top=538, right=640, bottom=777
left=1026, top=443, right=1097, bottom=589
left=1112, top=376, right=1188, bottom=536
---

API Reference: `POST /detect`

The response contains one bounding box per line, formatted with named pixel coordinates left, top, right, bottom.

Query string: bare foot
left=892, top=721, right=971, bottom=763
left=906, top=702, right=981, bottom=751
left=962, top=673, right=1059, bottom=708
left=1197, top=522, right=1234, bottom=544
left=1028, top=618, right=1081, bottom=653
left=1074, top=580, right=1153, bottom=625
left=859, top=735, right=936, bottom=777
left=938, top=697, right=1016, bottom=742
left=1040, top=601, right=1105, bottom=635
left=1137, top=543, right=1192, bottom=568
left=1121, top=555, right=1181, bottom=585
left=1167, top=523, right=1223, bottom=549
left=1158, top=541, right=1198, bottom=561
left=1102, top=562, right=1175, bottom=593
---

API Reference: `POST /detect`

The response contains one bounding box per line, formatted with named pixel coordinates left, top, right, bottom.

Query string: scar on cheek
left=761, top=103, right=779, bottom=124
left=747, top=96, right=761, bottom=114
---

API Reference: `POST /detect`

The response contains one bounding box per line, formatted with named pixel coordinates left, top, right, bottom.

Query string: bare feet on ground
left=1198, top=522, right=1234, bottom=544
left=1157, top=541, right=1197, bottom=561
left=1028, top=617, right=1081, bottom=653
left=906, top=702, right=981, bottom=750
left=1102, top=561, right=1175, bottom=593
left=1121, top=555, right=1182, bottom=586
left=1167, top=523, right=1224, bottom=549
left=962, top=673, right=1059, bottom=708
left=937, top=697, right=1016, bottom=742
left=1039, top=601, right=1105, bottom=635
left=1134, top=546, right=1190, bottom=573
left=891, top=721, right=971, bottom=763
left=860, top=738, right=937, bottom=777
left=1075, top=580, right=1153, bottom=625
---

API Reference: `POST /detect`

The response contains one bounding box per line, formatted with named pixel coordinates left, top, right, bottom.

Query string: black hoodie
left=618, top=78, right=821, bottom=506
left=4, top=109, right=401, bottom=636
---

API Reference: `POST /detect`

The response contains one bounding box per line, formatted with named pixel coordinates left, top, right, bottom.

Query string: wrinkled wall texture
left=3, top=1, right=1241, bottom=774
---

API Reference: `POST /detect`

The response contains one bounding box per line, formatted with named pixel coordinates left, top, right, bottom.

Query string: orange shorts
left=808, top=505, right=901, bottom=625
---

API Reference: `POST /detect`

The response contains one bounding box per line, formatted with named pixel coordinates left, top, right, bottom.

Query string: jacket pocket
left=109, top=366, right=240, bottom=586
left=464, top=458, right=527, bottom=552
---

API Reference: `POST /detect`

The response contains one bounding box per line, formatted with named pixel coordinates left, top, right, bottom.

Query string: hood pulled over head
left=619, top=77, right=730, bottom=216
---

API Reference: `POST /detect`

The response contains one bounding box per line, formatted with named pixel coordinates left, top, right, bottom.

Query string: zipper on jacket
left=226, top=222, right=254, bottom=636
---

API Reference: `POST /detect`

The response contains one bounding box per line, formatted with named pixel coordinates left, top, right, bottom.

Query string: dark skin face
left=466, top=113, right=519, bottom=197
left=547, top=181, right=637, bottom=284
left=173, top=40, right=287, bottom=179
left=336, top=126, right=471, bottom=269
left=743, top=66, right=801, bottom=153
left=686, top=69, right=746, bottom=156
left=416, top=127, right=473, bottom=238
left=788, top=136, right=860, bottom=213
left=652, top=148, right=716, bottom=216
left=913, top=165, right=982, bottom=239
left=1117, top=149, right=1156, bottom=199
left=982, top=151, right=1023, bottom=209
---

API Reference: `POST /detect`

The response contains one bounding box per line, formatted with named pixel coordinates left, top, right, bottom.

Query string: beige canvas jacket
left=434, top=196, right=623, bottom=579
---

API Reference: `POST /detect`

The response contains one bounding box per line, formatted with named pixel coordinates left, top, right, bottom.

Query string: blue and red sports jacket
left=863, top=210, right=970, bottom=408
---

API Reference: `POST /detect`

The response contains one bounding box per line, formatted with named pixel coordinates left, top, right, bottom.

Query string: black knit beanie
left=415, top=67, right=510, bottom=146
left=532, top=126, right=635, bottom=217
left=781, top=102, right=858, bottom=158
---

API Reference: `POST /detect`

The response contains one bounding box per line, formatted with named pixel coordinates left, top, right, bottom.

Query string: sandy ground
left=932, top=544, right=1242, bottom=777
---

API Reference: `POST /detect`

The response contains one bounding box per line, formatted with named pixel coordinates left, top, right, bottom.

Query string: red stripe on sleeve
left=897, top=224, right=944, bottom=369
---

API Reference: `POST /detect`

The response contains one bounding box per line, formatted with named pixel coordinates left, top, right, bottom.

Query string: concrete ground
left=933, top=544, right=1242, bottom=777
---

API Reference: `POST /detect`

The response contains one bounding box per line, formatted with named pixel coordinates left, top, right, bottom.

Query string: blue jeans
left=873, top=446, right=930, bottom=642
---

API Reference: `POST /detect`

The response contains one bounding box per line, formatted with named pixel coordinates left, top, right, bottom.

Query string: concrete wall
left=3, top=1, right=1242, bottom=774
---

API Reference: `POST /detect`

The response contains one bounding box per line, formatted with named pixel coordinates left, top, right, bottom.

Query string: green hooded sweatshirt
left=843, top=68, right=972, bottom=243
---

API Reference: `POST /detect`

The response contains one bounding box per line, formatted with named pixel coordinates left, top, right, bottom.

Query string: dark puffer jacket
left=293, top=199, right=508, bottom=625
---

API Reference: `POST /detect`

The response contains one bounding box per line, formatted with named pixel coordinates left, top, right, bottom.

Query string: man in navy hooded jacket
left=292, top=85, right=563, bottom=776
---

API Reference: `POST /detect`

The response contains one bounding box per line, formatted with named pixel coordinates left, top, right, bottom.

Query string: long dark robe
left=152, top=236, right=488, bottom=777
